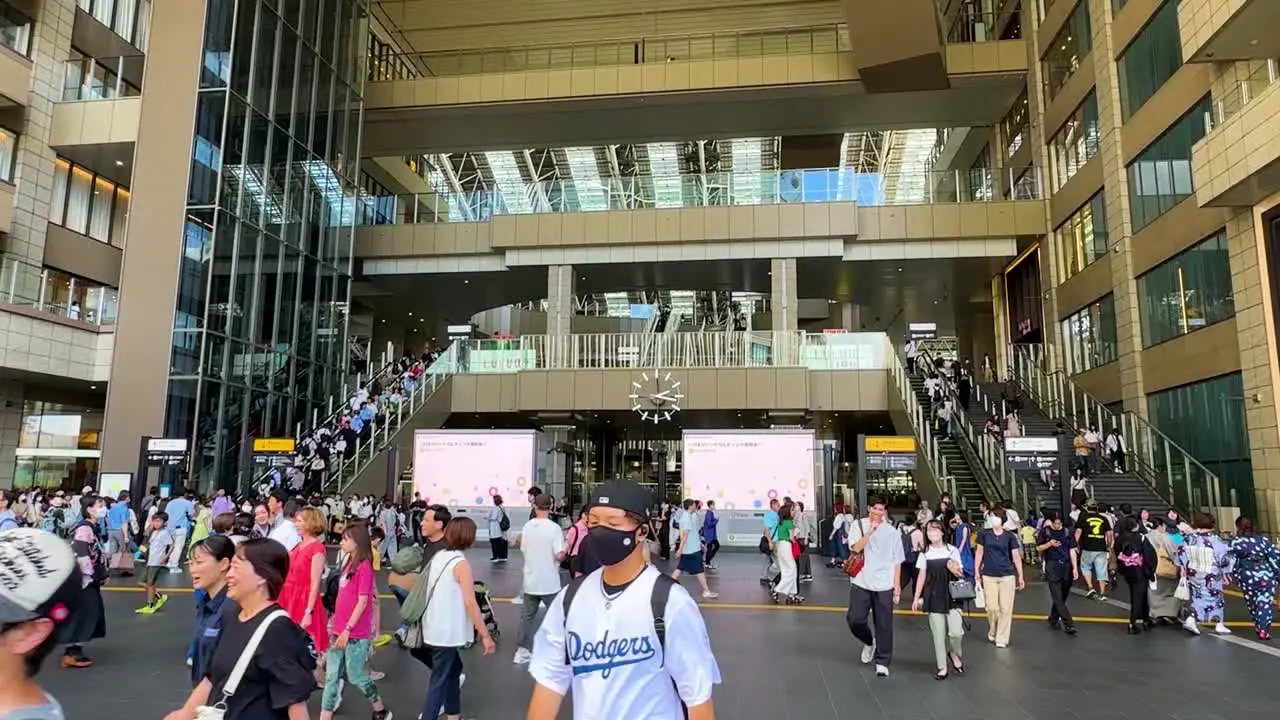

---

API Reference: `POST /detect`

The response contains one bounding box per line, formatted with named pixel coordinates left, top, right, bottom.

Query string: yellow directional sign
left=253, top=438, right=296, bottom=453
left=863, top=436, right=916, bottom=454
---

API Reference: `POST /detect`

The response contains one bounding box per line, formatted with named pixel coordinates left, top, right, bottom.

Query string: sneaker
left=154, top=593, right=168, bottom=611
left=1183, top=616, right=1201, bottom=635
left=1214, top=622, right=1232, bottom=635
left=1064, top=625, right=1078, bottom=636
left=374, top=633, right=394, bottom=649
left=135, top=603, right=155, bottom=615
left=860, top=642, right=875, bottom=664
left=369, top=669, right=386, bottom=681
left=372, top=710, right=393, bottom=720
left=875, top=664, right=889, bottom=677
left=60, top=655, right=92, bottom=669
left=701, top=590, right=719, bottom=599
left=513, top=647, right=533, bottom=665
left=995, top=642, right=1008, bottom=649
left=1085, top=589, right=1098, bottom=600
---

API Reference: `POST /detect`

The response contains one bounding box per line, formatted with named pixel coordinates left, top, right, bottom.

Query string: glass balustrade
left=0, top=255, right=119, bottom=326
left=360, top=166, right=1042, bottom=226
left=61, top=55, right=144, bottom=101
left=1204, top=59, right=1280, bottom=134
left=370, top=21, right=1011, bottom=81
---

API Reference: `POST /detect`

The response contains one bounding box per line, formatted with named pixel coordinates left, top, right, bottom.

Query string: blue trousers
left=412, top=645, right=464, bottom=718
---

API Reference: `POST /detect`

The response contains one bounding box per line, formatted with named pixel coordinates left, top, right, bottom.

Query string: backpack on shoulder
left=499, top=510, right=511, bottom=533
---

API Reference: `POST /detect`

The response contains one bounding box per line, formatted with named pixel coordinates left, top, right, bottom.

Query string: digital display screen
left=413, top=430, right=536, bottom=507
left=682, top=430, right=816, bottom=509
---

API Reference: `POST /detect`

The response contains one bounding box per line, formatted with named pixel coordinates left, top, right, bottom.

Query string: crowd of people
left=3, top=472, right=1278, bottom=719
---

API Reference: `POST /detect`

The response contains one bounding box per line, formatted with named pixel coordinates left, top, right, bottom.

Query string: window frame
left=1137, top=228, right=1235, bottom=347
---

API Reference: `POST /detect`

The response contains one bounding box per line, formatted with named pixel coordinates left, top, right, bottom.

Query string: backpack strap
left=650, top=572, right=676, bottom=667
left=560, top=575, right=590, bottom=665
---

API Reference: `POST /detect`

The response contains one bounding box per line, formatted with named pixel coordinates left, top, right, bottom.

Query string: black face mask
left=585, top=525, right=641, bottom=566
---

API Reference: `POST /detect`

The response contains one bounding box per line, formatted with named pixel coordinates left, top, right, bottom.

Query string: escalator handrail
left=913, top=348, right=1008, bottom=506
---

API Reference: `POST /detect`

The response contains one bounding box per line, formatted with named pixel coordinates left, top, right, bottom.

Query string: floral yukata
left=1229, top=533, right=1280, bottom=636
left=1175, top=531, right=1235, bottom=624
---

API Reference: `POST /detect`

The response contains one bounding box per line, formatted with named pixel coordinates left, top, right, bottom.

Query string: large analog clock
left=629, top=370, right=683, bottom=424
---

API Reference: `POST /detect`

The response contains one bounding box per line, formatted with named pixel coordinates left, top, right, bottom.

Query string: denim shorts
left=1080, top=550, right=1109, bottom=580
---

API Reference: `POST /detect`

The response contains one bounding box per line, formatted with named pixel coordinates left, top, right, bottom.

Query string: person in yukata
left=1175, top=513, right=1235, bottom=636
left=1229, top=515, right=1280, bottom=641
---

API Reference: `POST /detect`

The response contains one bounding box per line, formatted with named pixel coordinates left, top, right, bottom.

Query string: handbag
left=948, top=578, right=977, bottom=602
left=194, top=609, right=288, bottom=720
left=1174, top=575, right=1191, bottom=601
left=973, top=581, right=987, bottom=609
left=844, top=519, right=867, bottom=579
left=790, top=537, right=802, bottom=560
left=400, top=554, right=462, bottom=650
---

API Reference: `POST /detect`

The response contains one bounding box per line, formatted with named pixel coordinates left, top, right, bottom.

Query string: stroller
left=464, top=580, right=501, bottom=649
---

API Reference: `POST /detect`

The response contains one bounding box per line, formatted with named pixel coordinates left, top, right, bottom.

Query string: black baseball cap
left=586, top=481, right=655, bottom=520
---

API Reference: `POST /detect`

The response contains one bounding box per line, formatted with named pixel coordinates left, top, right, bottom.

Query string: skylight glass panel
left=484, top=151, right=535, bottom=214
left=604, top=292, right=631, bottom=317
left=304, top=160, right=355, bottom=225
left=646, top=142, right=685, bottom=208
left=888, top=129, right=937, bottom=203
left=564, top=147, right=609, bottom=211
left=230, top=166, right=284, bottom=224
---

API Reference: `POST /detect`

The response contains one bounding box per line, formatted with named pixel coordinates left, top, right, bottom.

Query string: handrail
left=359, top=166, right=1043, bottom=226
left=326, top=344, right=461, bottom=494
left=913, top=346, right=1009, bottom=509
left=1006, top=345, right=1223, bottom=513
left=887, top=344, right=959, bottom=506
left=1203, top=58, right=1279, bottom=134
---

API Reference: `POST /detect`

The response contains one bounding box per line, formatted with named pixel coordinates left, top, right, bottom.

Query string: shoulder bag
left=194, top=609, right=288, bottom=720
left=948, top=578, right=977, bottom=602
left=844, top=519, right=867, bottom=579
left=400, top=553, right=463, bottom=650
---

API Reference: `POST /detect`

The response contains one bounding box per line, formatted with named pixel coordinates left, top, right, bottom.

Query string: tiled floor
left=37, top=550, right=1280, bottom=719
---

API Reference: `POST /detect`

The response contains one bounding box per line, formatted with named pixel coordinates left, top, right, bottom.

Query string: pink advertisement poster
left=413, top=430, right=536, bottom=507
left=682, top=430, right=816, bottom=509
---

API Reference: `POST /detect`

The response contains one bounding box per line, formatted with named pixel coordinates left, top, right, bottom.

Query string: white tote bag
left=973, top=581, right=987, bottom=610
left=1174, top=575, right=1191, bottom=601
left=195, top=609, right=288, bottom=720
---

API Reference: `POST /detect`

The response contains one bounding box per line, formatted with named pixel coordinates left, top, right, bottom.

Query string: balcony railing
left=369, top=20, right=1006, bottom=81
left=361, top=166, right=1042, bottom=226
left=61, top=55, right=143, bottom=101
left=0, top=255, right=118, bottom=327
left=1204, top=59, right=1280, bottom=134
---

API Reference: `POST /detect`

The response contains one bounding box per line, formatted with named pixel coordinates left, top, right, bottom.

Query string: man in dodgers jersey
left=526, top=481, right=721, bottom=719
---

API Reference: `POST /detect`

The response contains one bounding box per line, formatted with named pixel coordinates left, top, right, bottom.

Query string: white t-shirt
left=915, top=545, right=962, bottom=570
left=268, top=517, right=301, bottom=552
left=529, top=566, right=721, bottom=719
left=520, top=517, right=566, bottom=596
left=846, top=519, right=905, bottom=592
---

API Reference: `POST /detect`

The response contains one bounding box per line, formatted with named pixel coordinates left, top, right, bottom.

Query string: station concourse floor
left=41, top=549, right=1280, bottom=720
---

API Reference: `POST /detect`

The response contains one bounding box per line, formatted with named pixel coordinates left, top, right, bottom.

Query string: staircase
left=906, top=374, right=987, bottom=513
left=1000, top=346, right=1222, bottom=515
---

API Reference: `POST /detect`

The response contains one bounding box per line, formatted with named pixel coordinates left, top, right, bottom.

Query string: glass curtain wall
left=1127, top=95, right=1212, bottom=231
left=1041, top=0, right=1091, bottom=101
left=1060, top=294, right=1117, bottom=375
left=1137, top=229, right=1235, bottom=346
left=1056, top=192, right=1108, bottom=281
left=1049, top=91, right=1100, bottom=190
left=166, top=0, right=367, bottom=493
left=1117, top=0, right=1181, bottom=120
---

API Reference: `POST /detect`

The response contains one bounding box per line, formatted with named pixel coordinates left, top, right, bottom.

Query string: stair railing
left=886, top=343, right=959, bottom=504
left=1007, top=345, right=1223, bottom=513
left=326, top=343, right=462, bottom=494
left=913, top=348, right=1010, bottom=508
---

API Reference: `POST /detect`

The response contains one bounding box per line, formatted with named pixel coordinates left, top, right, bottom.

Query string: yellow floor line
left=101, top=586, right=1272, bottom=627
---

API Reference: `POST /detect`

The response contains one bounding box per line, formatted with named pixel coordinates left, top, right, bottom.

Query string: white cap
left=0, top=529, right=78, bottom=624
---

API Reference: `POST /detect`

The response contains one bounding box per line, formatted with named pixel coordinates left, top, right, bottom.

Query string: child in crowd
left=1019, top=522, right=1039, bottom=562
left=369, top=526, right=385, bottom=572
left=137, top=511, right=172, bottom=615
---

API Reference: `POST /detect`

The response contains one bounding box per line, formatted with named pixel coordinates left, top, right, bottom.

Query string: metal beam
left=696, top=140, right=709, bottom=206
left=437, top=153, right=476, bottom=222
left=521, top=149, right=554, bottom=212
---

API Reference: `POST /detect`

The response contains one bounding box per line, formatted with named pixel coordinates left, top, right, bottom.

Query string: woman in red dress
left=278, top=506, right=330, bottom=660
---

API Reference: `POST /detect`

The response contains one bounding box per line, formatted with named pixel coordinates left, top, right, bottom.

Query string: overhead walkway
left=362, top=23, right=1027, bottom=154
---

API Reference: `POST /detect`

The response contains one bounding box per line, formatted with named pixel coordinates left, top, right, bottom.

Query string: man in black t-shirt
left=1073, top=502, right=1113, bottom=600
left=1037, top=510, right=1079, bottom=634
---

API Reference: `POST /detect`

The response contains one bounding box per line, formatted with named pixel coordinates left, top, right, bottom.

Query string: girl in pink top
left=320, top=522, right=391, bottom=720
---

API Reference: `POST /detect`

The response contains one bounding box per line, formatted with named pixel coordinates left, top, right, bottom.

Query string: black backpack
left=561, top=572, right=687, bottom=717
left=498, top=509, right=511, bottom=533
left=901, top=527, right=920, bottom=567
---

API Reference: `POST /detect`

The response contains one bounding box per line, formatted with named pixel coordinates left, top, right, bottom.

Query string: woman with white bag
left=165, top=538, right=317, bottom=720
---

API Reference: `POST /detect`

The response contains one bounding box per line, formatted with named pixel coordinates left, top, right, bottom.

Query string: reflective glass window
left=0, top=126, right=17, bottom=182
left=1127, top=95, right=1211, bottom=231
left=1117, top=0, right=1182, bottom=120
left=47, top=156, right=129, bottom=245
left=1138, top=229, right=1235, bottom=346
left=1059, top=294, right=1117, bottom=375
left=1049, top=91, right=1100, bottom=190
left=1042, top=1, right=1092, bottom=101
left=1056, top=192, right=1108, bottom=280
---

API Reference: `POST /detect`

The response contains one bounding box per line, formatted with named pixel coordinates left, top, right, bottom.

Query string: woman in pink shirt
left=319, top=522, right=392, bottom=720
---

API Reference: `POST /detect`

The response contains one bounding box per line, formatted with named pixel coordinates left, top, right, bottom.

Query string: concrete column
left=547, top=265, right=575, bottom=336
left=3, top=0, right=74, bottom=266
left=770, top=258, right=798, bottom=332
left=1022, top=2, right=1060, bottom=369
left=100, top=0, right=209, bottom=471
left=840, top=302, right=861, bottom=331
left=0, top=381, right=24, bottom=489
left=539, top=425, right=574, bottom=504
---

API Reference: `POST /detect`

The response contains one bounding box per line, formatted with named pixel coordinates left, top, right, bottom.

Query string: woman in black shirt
left=165, top=539, right=316, bottom=720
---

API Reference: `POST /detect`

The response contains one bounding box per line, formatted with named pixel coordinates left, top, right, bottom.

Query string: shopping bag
left=973, top=581, right=987, bottom=609
left=1174, top=576, right=1190, bottom=601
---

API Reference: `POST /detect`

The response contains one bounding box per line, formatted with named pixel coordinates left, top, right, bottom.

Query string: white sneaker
left=513, top=647, right=533, bottom=664
left=875, top=664, right=889, bottom=677
left=1215, top=622, right=1232, bottom=635
left=701, top=590, right=719, bottom=599
left=1183, top=616, right=1201, bottom=635
left=860, top=642, right=875, bottom=664
left=168, top=567, right=182, bottom=574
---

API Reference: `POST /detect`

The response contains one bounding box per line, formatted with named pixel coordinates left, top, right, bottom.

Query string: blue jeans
left=413, top=645, right=464, bottom=718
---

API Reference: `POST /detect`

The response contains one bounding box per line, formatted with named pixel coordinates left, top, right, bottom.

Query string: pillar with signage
left=133, top=437, right=191, bottom=502
left=855, top=435, right=917, bottom=512
left=1003, top=436, right=1071, bottom=512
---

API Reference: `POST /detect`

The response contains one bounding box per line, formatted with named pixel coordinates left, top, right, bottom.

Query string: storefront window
left=1060, top=294, right=1117, bottom=374
left=12, top=400, right=104, bottom=492
left=1138, top=229, right=1235, bottom=346
left=1050, top=92, right=1100, bottom=190
left=1056, top=192, right=1108, bottom=281
left=1041, top=0, right=1092, bottom=101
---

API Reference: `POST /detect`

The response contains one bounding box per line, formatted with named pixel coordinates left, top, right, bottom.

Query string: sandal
left=950, top=655, right=964, bottom=675
left=935, top=670, right=948, bottom=680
